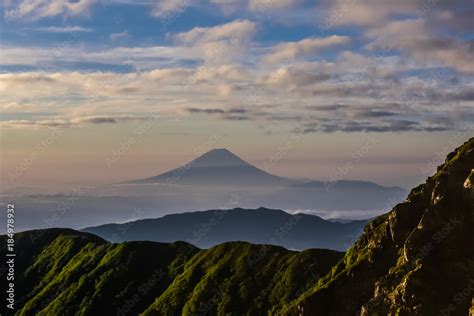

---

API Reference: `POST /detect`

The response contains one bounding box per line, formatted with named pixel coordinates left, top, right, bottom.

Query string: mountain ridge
left=82, top=207, right=368, bottom=251
left=0, top=228, right=343, bottom=315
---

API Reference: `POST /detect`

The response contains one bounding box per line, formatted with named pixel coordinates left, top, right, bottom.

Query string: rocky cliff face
left=294, top=138, right=474, bottom=315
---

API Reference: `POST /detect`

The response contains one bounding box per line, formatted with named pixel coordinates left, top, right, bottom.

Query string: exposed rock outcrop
left=293, top=138, right=474, bottom=316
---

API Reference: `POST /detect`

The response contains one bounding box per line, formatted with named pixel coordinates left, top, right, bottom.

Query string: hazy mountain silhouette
left=291, top=179, right=404, bottom=191
left=130, top=148, right=292, bottom=186
left=0, top=150, right=408, bottom=235
left=82, top=207, right=368, bottom=251
left=126, top=148, right=407, bottom=212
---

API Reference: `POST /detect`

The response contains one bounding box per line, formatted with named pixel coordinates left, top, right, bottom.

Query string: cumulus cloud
left=318, top=0, right=474, bottom=75
left=174, top=19, right=257, bottom=45
left=4, top=0, right=94, bottom=21
left=171, top=20, right=258, bottom=63
left=263, top=35, right=350, bottom=63
left=152, top=0, right=190, bottom=18
left=263, top=65, right=332, bottom=89
left=367, top=19, right=474, bottom=74
left=145, top=68, right=192, bottom=81
left=319, top=1, right=417, bottom=27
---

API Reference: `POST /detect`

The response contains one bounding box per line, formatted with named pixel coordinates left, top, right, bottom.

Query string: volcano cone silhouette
left=131, top=148, right=291, bottom=186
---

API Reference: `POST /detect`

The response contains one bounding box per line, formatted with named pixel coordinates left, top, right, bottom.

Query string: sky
left=0, top=0, right=473, bottom=190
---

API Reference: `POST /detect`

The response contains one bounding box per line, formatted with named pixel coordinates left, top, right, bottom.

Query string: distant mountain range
left=82, top=207, right=368, bottom=251
left=0, top=149, right=408, bottom=235
left=3, top=138, right=473, bottom=315
left=291, top=179, right=403, bottom=191
left=279, top=179, right=406, bottom=212
left=126, top=148, right=408, bottom=215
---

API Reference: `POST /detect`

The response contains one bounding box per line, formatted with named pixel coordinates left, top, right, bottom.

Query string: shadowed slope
left=83, top=207, right=368, bottom=251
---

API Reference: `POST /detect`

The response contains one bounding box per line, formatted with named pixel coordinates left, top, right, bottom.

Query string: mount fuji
left=130, top=148, right=292, bottom=186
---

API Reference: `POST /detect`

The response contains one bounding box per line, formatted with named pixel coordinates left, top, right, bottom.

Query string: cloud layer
left=1, top=0, right=473, bottom=133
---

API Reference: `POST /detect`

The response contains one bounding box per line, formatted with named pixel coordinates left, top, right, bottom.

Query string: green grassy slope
left=1, top=230, right=342, bottom=316
left=143, top=242, right=342, bottom=315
